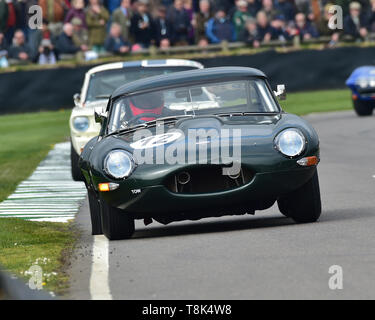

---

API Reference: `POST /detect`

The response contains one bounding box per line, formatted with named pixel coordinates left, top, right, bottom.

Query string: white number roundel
left=130, top=132, right=182, bottom=149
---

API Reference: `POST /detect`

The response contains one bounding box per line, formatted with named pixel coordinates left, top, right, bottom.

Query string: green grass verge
left=0, top=218, right=77, bottom=294
left=280, top=89, right=352, bottom=115
left=0, top=110, right=71, bottom=202
left=0, top=109, right=74, bottom=295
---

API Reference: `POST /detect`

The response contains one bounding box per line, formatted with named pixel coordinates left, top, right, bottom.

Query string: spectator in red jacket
left=5, top=0, right=16, bottom=43
left=64, top=0, right=87, bottom=30
left=290, top=12, right=319, bottom=41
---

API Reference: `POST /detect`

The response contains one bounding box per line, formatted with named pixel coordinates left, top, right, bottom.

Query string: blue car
left=346, top=66, right=375, bottom=116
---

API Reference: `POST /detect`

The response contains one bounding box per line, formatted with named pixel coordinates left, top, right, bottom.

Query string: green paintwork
left=79, top=68, right=320, bottom=222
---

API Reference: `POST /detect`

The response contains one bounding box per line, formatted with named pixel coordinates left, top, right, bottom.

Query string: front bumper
left=99, top=166, right=316, bottom=217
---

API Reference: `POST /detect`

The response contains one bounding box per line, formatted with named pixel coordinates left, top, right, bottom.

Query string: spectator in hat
left=86, top=0, right=109, bottom=52
left=270, top=14, right=291, bottom=41
left=71, top=17, right=89, bottom=48
left=290, top=12, right=319, bottom=41
left=167, top=0, right=191, bottom=45
left=64, top=0, right=87, bottom=29
left=112, top=0, right=133, bottom=42
left=8, top=29, right=31, bottom=61
left=255, top=10, right=272, bottom=43
left=154, top=6, right=173, bottom=48
left=232, top=0, right=252, bottom=37
left=56, top=23, right=87, bottom=54
left=37, top=38, right=57, bottom=65
left=206, top=8, right=236, bottom=43
left=193, top=0, right=213, bottom=46
left=130, top=0, right=155, bottom=48
left=344, top=1, right=369, bottom=40
left=104, top=22, right=131, bottom=54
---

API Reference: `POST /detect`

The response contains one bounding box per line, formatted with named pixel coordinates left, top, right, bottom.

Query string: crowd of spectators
left=0, top=0, right=375, bottom=66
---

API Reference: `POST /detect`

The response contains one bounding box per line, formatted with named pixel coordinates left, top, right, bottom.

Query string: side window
left=248, top=81, right=261, bottom=106
left=109, top=100, right=127, bottom=132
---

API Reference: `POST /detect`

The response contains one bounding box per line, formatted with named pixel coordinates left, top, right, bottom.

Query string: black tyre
left=71, top=142, right=84, bottom=181
left=100, top=199, right=135, bottom=240
left=353, top=99, right=374, bottom=116
left=87, top=189, right=103, bottom=235
left=277, top=169, right=321, bottom=223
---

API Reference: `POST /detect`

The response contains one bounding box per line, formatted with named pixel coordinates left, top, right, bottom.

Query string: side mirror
left=274, top=84, right=286, bottom=100
left=73, top=93, right=81, bottom=107
left=94, top=107, right=107, bottom=124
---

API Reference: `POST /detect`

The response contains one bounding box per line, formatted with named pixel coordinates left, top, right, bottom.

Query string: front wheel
left=70, top=141, right=84, bottom=181
left=277, top=169, right=321, bottom=223
left=100, top=198, right=135, bottom=240
left=353, top=99, right=374, bottom=116
left=87, top=188, right=103, bottom=235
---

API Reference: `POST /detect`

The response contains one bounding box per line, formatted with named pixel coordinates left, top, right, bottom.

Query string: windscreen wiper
left=107, top=114, right=194, bottom=136
left=215, top=112, right=280, bottom=117
left=95, top=95, right=111, bottom=100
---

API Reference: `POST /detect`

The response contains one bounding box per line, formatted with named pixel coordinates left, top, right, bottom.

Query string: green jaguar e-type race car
left=79, top=67, right=321, bottom=240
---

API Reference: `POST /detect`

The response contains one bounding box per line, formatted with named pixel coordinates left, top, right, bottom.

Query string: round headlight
left=73, top=116, right=89, bottom=132
left=275, top=128, right=306, bottom=157
left=104, top=150, right=134, bottom=179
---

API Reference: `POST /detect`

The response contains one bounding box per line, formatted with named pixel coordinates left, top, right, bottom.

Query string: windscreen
left=85, top=66, right=197, bottom=103
left=108, top=79, right=279, bottom=133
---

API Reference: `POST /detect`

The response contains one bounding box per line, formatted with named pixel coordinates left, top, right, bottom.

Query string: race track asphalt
left=67, top=110, right=375, bottom=300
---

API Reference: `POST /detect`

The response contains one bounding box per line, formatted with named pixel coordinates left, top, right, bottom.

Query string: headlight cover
left=275, top=128, right=306, bottom=157
left=104, top=150, right=134, bottom=179
left=73, top=116, right=89, bottom=132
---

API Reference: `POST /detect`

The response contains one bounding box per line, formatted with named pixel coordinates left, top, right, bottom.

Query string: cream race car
left=69, top=59, right=204, bottom=180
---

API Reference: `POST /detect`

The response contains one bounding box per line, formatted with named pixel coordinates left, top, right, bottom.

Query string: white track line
left=0, top=142, right=86, bottom=222
left=90, top=235, right=113, bottom=300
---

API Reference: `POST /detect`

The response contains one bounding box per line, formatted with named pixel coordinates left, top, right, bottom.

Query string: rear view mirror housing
left=274, top=84, right=286, bottom=100
left=73, top=93, right=81, bottom=107
left=94, top=107, right=107, bottom=124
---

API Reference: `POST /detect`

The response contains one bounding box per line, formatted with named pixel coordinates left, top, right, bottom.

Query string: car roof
left=86, top=59, right=203, bottom=76
left=111, top=67, right=267, bottom=99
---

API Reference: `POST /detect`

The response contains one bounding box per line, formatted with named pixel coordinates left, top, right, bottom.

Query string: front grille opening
left=358, top=88, right=375, bottom=97
left=165, top=166, right=254, bottom=194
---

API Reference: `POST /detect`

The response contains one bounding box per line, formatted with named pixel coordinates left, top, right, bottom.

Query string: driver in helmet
left=128, top=91, right=164, bottom=123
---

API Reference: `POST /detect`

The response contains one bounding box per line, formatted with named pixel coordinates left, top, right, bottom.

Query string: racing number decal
left=130, top=132, right=182, bottom=149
